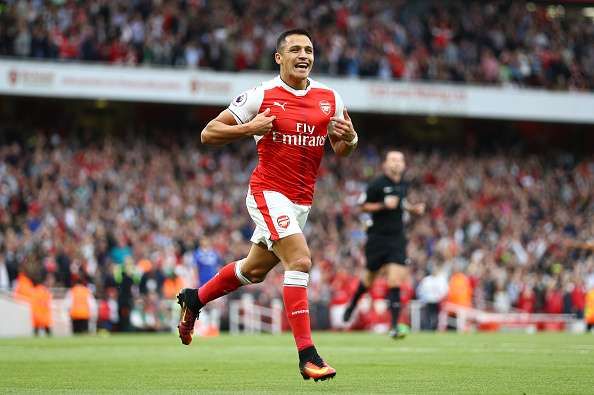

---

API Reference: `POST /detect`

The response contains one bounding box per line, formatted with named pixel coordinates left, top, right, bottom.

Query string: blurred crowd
left=1, top=131, right=593, bottom=333
left=1, top=0, right=594, bottom=91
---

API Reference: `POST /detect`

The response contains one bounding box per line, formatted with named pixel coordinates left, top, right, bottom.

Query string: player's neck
left=280, top=74, right=309, bottom=90
left=386, top=172, right=402, bottom=183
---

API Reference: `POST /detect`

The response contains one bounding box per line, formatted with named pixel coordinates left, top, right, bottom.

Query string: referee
left=344, top=150, right=425, bottom=338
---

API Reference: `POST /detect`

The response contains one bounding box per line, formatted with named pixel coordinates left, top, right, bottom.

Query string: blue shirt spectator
left=194, top=239, right=223, bottom=287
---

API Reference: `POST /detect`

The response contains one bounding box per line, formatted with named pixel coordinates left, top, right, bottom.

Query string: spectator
left=417, top=266, right=448, bottom=330
left=194, top=237, right=223, bottom=288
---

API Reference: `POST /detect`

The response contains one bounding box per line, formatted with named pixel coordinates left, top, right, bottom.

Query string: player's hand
left=246, top=108, right=276, bottom=136
left=384, top=195, right=399, bottom=209
left=330, top=108, right=357, bottom=144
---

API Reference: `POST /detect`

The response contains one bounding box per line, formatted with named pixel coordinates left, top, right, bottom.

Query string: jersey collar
left=276, top=76, right=312, bottom=97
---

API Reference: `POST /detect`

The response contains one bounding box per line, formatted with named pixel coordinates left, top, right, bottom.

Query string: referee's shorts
left=365, top=233, right=408, bottom=272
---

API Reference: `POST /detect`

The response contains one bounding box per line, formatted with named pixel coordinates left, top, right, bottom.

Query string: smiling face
left=275, top=34, right=314, bottom=89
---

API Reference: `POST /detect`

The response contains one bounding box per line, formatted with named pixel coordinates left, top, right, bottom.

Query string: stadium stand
left=0, top=0, right=593, bottom=90
left=1, top=125, right=592, bottom=332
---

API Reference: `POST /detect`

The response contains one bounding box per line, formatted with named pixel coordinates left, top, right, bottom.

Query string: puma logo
left=273, top=101, right=287, bottom=111
left=291, top=309, right=309, bottom=316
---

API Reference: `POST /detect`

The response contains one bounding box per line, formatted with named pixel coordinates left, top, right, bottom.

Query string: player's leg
left=385, top=262, right=409, bottom=339
left=343, top=269, right=378, bottom=322
left=272, top=233, right=336, bottom=381
left=177, top=243, right=279, bottom=345
left=384, top=233, right=409, bottom=338
left=177, top=189, right=284, bottom=345
left=343, top=235, right=385, bottom=322
left=198, top=242, right=279, bottom=304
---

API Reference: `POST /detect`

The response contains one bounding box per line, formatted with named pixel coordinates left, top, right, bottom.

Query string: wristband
left=345, top=133, right=358, bottom=146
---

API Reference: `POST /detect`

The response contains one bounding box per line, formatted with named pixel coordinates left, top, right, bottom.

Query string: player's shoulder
left=235, top=77, right=279, bottom=97
left=369, top=175, right=388, bottom=188
left=308, top=78, right=332, bottom=91
left=259, top=77, right=282, bottom=91
left=309, top=78, right=341, bottom=97
left=230, top=80, right=271, bottom=110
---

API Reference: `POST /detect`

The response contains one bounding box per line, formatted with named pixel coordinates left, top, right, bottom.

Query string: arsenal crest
left=319, top=100, right=331, bottom=115
left=277, top=215, right=290, bottom=229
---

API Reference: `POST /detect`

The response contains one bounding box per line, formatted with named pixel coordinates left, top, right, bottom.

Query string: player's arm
left=359, top=183, right=391, bottom=213
left=361, top=196, right=400, bottom=212
left=201, top=108, right=275, bottom=146
left=402, top=198, right=426, bottom=216
left=361, top=201, right=387, bottom=213
left=328, top=108, right=358, bottom=157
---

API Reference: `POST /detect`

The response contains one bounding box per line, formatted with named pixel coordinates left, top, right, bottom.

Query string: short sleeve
left=227, top=86, right=264, bottom=124
left=327, top=90, right=345, bottom=135
left=333, top=90, right=345, bottom=119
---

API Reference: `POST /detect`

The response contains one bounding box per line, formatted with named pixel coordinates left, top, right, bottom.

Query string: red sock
left=198, top=261, right=249, bottom=305
left=283, top=271, right=313, bottom=351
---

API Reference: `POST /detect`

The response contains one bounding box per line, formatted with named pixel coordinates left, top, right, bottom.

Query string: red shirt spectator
left=517, top=286, right=536, bottom=313
left=545, top=288, right=563, bottom=314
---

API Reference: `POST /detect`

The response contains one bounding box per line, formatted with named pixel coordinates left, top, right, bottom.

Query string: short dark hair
left=276, top=29, right=313, bottom=51
left=383, top=148, right=404, bottom=161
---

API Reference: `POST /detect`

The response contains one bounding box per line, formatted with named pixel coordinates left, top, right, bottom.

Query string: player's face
left=384, top=151, right=406, bottom=176
left=275, top=35, right=314, bottom=82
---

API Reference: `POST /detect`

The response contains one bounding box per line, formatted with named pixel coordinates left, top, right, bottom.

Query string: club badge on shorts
left=277, top=215, right=290, bottom=229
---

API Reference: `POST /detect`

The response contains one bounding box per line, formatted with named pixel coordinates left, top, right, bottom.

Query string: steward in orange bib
left=447, top=271, right=472, bottom=308
left=585, top=288, right=594, bottom=331
left=13, top=272, right=34, bottom=303
left=31, top=280, right=53, bottom=336
left=66, top=280, right=95, bottom=334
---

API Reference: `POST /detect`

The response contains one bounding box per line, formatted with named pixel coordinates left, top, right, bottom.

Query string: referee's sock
left=343, top=281, right=367, bottom=322
left=387, top=287, right=401, bottom=329
left=349, top=281, right=368, bottom=308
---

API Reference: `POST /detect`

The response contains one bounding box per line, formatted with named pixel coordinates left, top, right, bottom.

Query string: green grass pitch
left=1, top=332, right=593, bottom=394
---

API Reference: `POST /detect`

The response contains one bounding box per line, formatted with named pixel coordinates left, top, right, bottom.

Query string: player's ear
left=274, top=52, right=282, bottom=65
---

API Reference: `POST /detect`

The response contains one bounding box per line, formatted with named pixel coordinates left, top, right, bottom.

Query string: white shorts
left=246, top=189, right=311, bottom=250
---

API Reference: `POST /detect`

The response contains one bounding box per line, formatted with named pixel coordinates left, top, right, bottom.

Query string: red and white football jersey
left=228, top=76, right=344, bottom=206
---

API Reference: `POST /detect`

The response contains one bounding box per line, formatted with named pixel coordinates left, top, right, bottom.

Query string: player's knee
left=242, top=266, right=268, bottom=283
left=285, top=256, right=312, bottom=273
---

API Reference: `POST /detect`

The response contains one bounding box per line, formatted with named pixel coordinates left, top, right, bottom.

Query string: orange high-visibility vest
left=447, top=272, right=472, bottom=307
left=70, top=285, right=91, bottom=320
left=585, top=290, right=594, bottom=325
left=162, top=277, right=185, bottom=300
left=13, top=273, right=34, bottom=302
left=31, top=284, right=52, bottom=328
